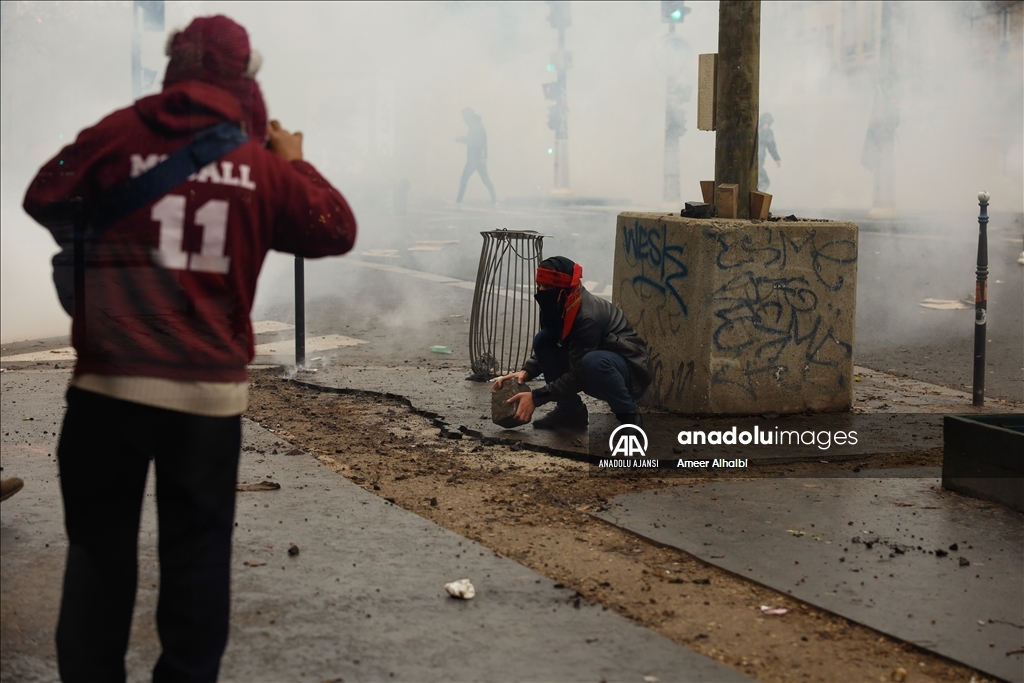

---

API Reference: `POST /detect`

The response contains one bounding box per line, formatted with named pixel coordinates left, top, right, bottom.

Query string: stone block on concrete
left=613, top=212, right=858, bottom=414
left=492, top=380, right=530, bottom=428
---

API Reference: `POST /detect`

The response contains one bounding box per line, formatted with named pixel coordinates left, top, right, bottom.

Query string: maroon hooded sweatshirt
left=24, top=20, right=356, bottom=384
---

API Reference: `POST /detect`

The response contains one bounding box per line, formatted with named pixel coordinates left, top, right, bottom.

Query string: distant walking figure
left=456, top=107, right=497, bottom=205
left=758, top=112, right=781, bottom=191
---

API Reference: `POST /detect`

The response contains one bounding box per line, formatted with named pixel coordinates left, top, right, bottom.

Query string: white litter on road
left=445, top=578, right=476, bottom=599
left=760, top=605, right=788, bottom=615
left=918, top=298, right=971, bottom=310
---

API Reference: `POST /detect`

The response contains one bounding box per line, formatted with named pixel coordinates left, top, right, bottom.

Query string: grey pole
left=663, top=23, right=681, bottom=204
left=295, top=256, right=306, bottom=369
left=972, top=192, right=990, bottom=406
left=131, top=5, right=141, bottom=99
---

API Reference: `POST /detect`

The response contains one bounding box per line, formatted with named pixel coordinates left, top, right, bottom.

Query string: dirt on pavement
left=245, top=368, right=995, bottom=683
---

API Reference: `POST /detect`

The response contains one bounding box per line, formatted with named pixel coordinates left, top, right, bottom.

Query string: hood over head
left=145, top=15, right=267, bottom=142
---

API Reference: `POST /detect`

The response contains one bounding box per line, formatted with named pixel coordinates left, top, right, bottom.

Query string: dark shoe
left=534, top=404, right=588, bottom=430
left=615, top=412, right=644, bottom=428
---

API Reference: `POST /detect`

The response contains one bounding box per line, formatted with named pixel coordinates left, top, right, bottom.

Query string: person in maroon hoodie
left=23, top=16, right=356, bottom=682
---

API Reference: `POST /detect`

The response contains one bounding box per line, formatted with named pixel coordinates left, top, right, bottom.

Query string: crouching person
left=494, top=256, right=650, bottom=429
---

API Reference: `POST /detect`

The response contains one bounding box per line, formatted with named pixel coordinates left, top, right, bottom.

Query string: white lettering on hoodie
left=130, top=155, right=257, bottom=191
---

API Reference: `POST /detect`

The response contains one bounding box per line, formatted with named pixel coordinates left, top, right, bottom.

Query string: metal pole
left=294, top=256, right=305, bottom=368
left=663, top=23, right=681, bottom=204
left=553, top=26, right=570, bottom=194
left=869, top=0, right=898, bottom=217
left=972, top=191, right=990, bottom=406
left=131, top=4, right=141, bottom=99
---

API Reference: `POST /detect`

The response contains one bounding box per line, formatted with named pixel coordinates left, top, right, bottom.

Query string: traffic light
left=548, top=50, right=573, bottom=72
left=661, top=1, right=690, bottom=23
left=542, top=81, right=563, bottom=101
left=546, top=1, right=571, bottom=30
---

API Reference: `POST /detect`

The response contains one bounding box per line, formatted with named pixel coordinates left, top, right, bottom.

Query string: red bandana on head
left=536, top=262, right=583, bottom=340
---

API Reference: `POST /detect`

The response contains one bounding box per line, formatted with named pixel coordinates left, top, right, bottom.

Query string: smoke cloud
left=3, top=1, right=1020, bottom=344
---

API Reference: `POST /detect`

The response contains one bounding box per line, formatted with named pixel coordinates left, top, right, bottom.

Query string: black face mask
left=535, top=289, right=563, bottom=331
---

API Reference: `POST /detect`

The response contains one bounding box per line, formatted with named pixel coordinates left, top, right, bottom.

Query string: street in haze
left=2, top=2, right=1022, bottom=683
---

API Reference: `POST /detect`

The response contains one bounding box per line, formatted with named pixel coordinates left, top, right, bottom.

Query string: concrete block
left=683, top=202, right=712, bottom=218
left=943, top=414, right=1024, bottom=512
left=699, top=180, right=715, bottom=205
left=613, top=212, right=858, bottom=414
left=749, top=191, right=772, bottom=220
left=715, top=184, right=738, bottom=219
left=492, top=381, right=531, bottom=428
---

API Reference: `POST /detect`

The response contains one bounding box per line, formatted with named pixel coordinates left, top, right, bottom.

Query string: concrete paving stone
left=594, top=478, right=1024, bottom=683
left=1, top=367, right=750, bottom=682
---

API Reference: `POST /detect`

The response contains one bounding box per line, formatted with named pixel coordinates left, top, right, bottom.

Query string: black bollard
left=294, top=255, right=305, bottom=369
left=972, top=191, right=990, bottom=406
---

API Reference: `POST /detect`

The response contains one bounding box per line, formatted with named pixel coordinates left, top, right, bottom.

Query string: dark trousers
left=456, top=158, right=497, bottom=203
left=56, top=387, right=241, bottom=683
left=533, top=329, right=639, bottom=414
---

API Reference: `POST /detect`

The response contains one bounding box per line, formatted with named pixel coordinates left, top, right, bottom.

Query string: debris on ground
left=760, top=605, right=787, bottom=615
left=919, top=298, right=971, bottom=310
left=236, top=481, right=281, bottom=492
left=243, top=560, right=267, bottom=567
left=288, top=543, right=300, bottom=557
left=445, top=578, right=475, bottom=599
left=429, top=345, right=453, bottom=354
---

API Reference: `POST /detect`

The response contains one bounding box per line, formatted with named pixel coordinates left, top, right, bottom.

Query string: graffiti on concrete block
left=620, top=219, right=689, bottom=334
left=711, top=226, right=857, bottom=291
left=643, top=352, right=696, bottom=407
left=708, top=225, right=856, bottom=401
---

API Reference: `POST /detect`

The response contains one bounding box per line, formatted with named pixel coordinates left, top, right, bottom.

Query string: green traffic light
left=547, top=148, right=553, bottom=154
left=547, top=63, right=556, bottom=72
left=670, top=8, right=682, bottom=20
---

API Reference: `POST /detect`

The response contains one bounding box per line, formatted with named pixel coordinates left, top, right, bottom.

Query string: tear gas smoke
left=2, top=1, right=1020, bottom=346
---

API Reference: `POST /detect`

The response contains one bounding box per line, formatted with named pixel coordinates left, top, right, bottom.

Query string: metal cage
left=468, top=230, right=544, bottom=380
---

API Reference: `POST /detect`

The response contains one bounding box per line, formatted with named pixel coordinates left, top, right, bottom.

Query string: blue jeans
left=533, top=329, right=639, bottom=414
left=456, top=158, right=496, bottom=203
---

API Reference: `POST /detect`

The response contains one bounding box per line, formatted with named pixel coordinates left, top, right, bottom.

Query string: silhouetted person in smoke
left=455, top=107, right=497, bottom=206
left=758, top=112, right=781, bottom=191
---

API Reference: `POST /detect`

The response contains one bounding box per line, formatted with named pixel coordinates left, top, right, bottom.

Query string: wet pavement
left=593, top=478, right=1024, bottom=683
left=1, top=366, right=749, bottom=683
